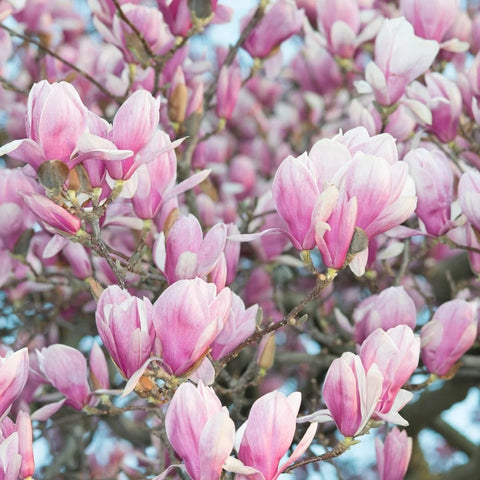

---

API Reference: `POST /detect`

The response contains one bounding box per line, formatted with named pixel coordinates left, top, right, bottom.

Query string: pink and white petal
left=164, top=169, right=211, bottom=203
left=71, top=133, right=133, bottom=166
left=297, top=409, right=333, bottom=424
left=0, top=139, right=46, bottom=170
left=151, top=464, right=186, bottom=480
left=198, top=223, right=227, bottom=275
left=153, top=232, right=167, bottom=272
left=31, top=399, right=66, bottom=421
left=348, top=248, right=369, bottom=277
left=188, top=357, right=215, bottom=385
left=223, top=456, right=265, bottom=480
left=121, top=356, right=168, bottom=397
left=43, top=234, right=69, bottom=259
left=199, top=408, right=236, bottom=480
left=277, top=422, right=318, bottom=477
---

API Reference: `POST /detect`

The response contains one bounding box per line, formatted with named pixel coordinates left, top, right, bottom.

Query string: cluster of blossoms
left=0, top=0, right=480, bottom=479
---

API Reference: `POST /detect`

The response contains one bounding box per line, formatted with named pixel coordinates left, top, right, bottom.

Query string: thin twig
left=204, top=1, right=269, bottom=106
left=219, top=273, right=335, bottom=367
left=440, top=235, right=480, bottom=255
left=0, top=75, right=29, bottom=95
left=112, top=0, right=156, bottom=60
left=284, top=440, right=352, bottom=472
left=0, top=23, right=123, bottom=103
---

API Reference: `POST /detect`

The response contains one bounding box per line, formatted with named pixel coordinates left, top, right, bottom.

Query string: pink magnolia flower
left=421, top=299, right=478, bottom=376
left=228, top=391, right=317, bottom=480
left=216, top=65, right=242, bottom=120
left=272, top=152, right=339, bottom=250
left=0, top=81, right=89, bottom=170
left=290, top=23, right=343, bottom=95
left=88, top=0, right=140, bottom=29
left=404, top=148, right=455, bottom=236
left=342, top=151, right=416, bottom=240
left=375, top=428, right=412, bottom=480
left=0, top=411, right=34, bottom=479
left=305, top=130, right=416, bottom=271
left=210, top=293, right=258, bottom=361
left=153, top=215, right=228, bottom=289
left=360, top=325, right=420, bottom=424
left=157, top=0, right=193, bottom=37
left=95, top=285, right=154, bottom=379
left=425, top=73, right=462, bottom=142
left=75, top=89, right=181, bottom=181
left=20, top=192, right=81, bottom=236
left=400, top=0, right=459, bottom=42
left=0, top=348, right=29, bottom=419
left=157, top=0, right=231, bottom=37
left=165, top=381, right=235, bottom=480
left=315, top=191, right=357, bottom=270
left=37, top=344, right=91, bottom=410
left=62, top=242, right=92, bottom=279
left=353, top=286, right=417, bottom=345
left=299, top=352, right=383, bottom=437
left=243, top=0, right=304, bottom=59
left=96, top=3, right=175, bottom=64
left=108, top=90, right=162, bottom=180
left=365, top=17, right=439, bottom=105
left=152, top=278, right=231, bottom=375
left=317, top=0, right=360, bottom=58
left=130, top=132, right=177, bottom=220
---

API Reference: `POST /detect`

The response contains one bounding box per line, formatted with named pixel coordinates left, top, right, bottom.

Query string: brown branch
left=219, top=273, right=335, bottom=367
left=284, top=439, right=352, bottom=473
left=0, top=23, right=123, bottom=103
left=440, top=235, right=480, bottom=255
left=0, top=75, right=29, bottom=95
left=112, top=0, right=156, bottom=60
left=204, top=1, right=269, bottom=106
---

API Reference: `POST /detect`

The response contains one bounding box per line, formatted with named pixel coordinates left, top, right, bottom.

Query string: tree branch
left=0, top=23, right=123, bottom=103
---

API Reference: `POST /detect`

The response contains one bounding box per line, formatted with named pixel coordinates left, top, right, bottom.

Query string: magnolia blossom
left=20, top=192, right=81, bottom=236
left=299, top=352, right=383, bottom=437
left=242, top=0, right=304, bottom=58
left=274, top=127, right=416, bottom=274
left=210, top=293, right=258, bottom=361
left=37, top=344, right=91, bottom=410
left=272, top=152, right=339, bottom=250
left=376, top=428, right=412, bottom=480
left=226, top=390, right=317, bottom=480
left=353, top=286, right=417, bottom=344
left=152, top=278, right=231, bottom=376
left=95, top=285, right=154, bottom=379
left=421, top=299, right=478, bottom=376
left=404, top=148, right=455, bottom=236
left=365, top=17, right=439, bottom=105
left=165, top=381, right=235, bottom=480
left=360, top=326, right=420, bottom=425
left=408, top=73, right=462, bottom=142
left=0, top=81, right=89, bottom=170
left=400, top=0, right=459, bottom=42
left=0, top=411, right=34, bottom=479
left=153, top=215, right=228, bottom=289
left=317, top=0, right=360, bottom=58
left=95, top=3, right=175, bottom=64
left=216, top=64, right=242, bottom=120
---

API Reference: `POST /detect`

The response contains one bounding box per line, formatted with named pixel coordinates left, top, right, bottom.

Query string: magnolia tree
left=1, top=0, right=480, bottom=479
